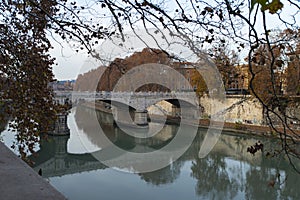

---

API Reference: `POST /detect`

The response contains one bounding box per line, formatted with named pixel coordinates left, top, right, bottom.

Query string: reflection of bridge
left=33, top=129, right=297, bottom=179
left=31, top=134, right=178, bottom=178
left=32, top=110, right=178, bottom=177
left=31, top=106, right=300, bottom=200
left=54, top=91, right=201, bottom=126
left=31, top=136, right=107, bottom=178
left=32, top=106, right=300, bottom=181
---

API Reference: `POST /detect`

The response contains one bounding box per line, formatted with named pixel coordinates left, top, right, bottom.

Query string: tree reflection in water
left=29, top=106, right=300, bottom=199
left=139, top=160, right=184, bottom=185
left=189, top=133, right=300, bottom=200
left=189, top=133, right=239, bottom=199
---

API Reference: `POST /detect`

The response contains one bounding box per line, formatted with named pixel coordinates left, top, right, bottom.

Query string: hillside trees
left=97, top=48, right=172, bottom=92
left=75, top=48, right=203, bottom=93
left=190, top=70, right=207, bottom=96
left=74, top=67, right=106, bottom=91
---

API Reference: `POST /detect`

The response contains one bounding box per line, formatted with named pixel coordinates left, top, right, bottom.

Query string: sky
left=50, top=28, right=199, bottom=80
left=50, top=0, right=300, bottom=81
left=51, top=39, right=87, bottom=80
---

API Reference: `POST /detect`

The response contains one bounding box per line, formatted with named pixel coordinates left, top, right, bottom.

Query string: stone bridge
left=70, top=91, right=199, bottom=109
left=54, top=91, right=201, bottom=126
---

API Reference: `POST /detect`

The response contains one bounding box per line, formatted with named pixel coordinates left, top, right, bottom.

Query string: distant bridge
left=54, top=91, right=201, bottom=126
left=55, top=91, right=199, bottom=109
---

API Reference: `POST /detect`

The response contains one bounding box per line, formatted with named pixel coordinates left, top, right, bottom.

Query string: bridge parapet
left=69, top=91, right=199, bottom=110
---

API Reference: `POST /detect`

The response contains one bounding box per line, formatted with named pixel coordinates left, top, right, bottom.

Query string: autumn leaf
left=250, top=0, right=268, bottom=12
left=251, top=0, right=284, bottom=14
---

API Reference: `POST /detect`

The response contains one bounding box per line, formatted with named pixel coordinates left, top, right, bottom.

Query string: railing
left=56, top=91, right=197, bottom=98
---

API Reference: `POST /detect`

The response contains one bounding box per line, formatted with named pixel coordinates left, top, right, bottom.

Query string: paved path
left=0, top=142, right=66, bottom=200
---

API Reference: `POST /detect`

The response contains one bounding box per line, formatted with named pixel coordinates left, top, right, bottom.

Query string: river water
left=1, top=106, right=300, bottom=200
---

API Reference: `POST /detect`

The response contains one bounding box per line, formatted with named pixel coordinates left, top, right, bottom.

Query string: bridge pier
left=134, top=110, right=148, bottom=126
left=49, top=113, right=70, bottom=136
left=171, top=105, right=181, bottom=117
left=113, top=107, right=134, bottom=125
left=181, top=106, right=201, bottom=119
left=52, top=135, right=70, bottom=156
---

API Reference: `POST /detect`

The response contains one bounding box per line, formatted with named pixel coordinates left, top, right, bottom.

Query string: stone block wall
left=200, top=95, right=264, bottom=125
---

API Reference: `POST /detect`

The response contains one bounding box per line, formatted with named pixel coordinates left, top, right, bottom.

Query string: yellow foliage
left=190, top=69, right=207, bottom=96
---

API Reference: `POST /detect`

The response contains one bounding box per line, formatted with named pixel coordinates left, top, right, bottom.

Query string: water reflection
left=29, top=106, right=300, bottom=200
left=74, top=106, right=177, bottom=152
left=31, top=135, right=107, bottom=177
left=138, top=160, right=184, bottom=186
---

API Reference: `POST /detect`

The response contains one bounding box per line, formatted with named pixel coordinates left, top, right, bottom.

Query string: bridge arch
left=96, top=99, right=136, bottom=111
left=147, top=98, right=203, bottom=119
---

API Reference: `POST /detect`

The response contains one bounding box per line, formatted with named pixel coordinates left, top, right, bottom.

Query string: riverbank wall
left=79, top=101, right=300, bottom=140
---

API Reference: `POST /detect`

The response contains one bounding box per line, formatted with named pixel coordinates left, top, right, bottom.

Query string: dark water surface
left=2, top=106, right=300, bottom=200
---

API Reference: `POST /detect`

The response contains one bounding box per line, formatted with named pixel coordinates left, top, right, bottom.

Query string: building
left=49, top=80, right=75, bottom=91
left=226, top=64, right=249, bottom=90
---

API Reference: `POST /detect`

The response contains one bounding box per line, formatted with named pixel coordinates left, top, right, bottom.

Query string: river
left=1, top=106, right=300, bottom=200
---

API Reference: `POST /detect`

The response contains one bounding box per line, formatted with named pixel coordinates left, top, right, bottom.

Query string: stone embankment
left=80, top=101, right=300, bottom=141
left=0, top=142, right=66, bottom=200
